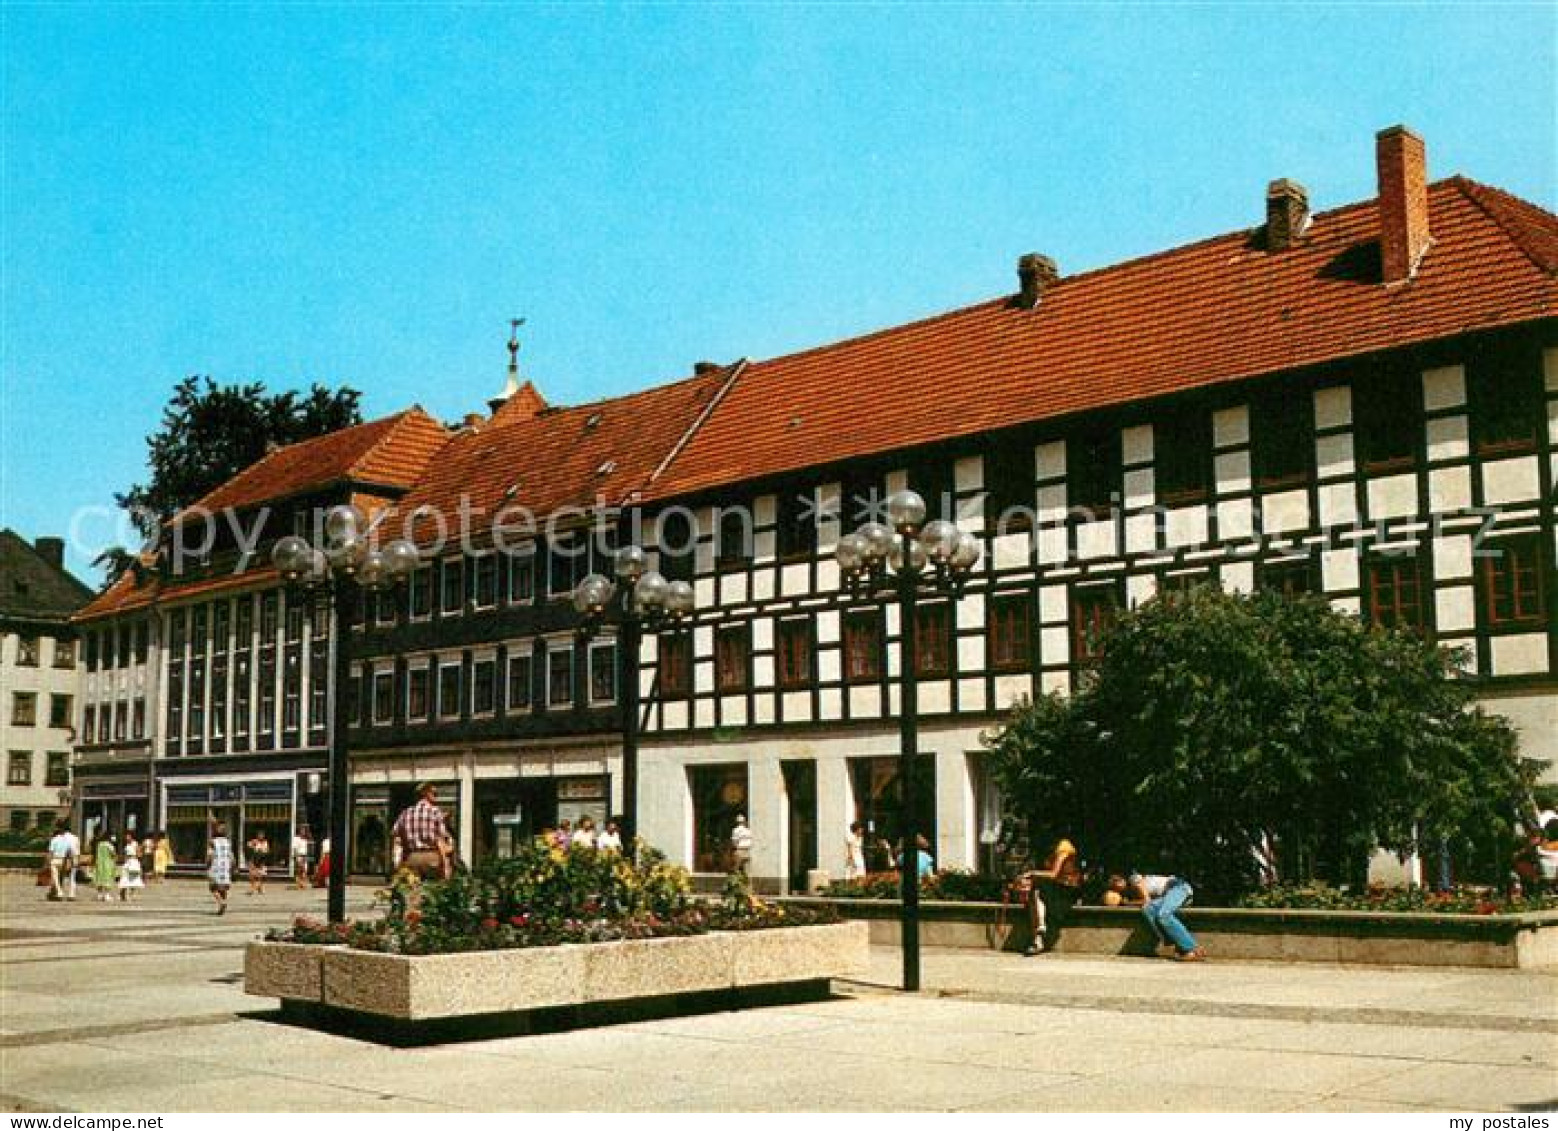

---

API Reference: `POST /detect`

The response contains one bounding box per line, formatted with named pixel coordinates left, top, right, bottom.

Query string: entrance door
left=473, top=779, right=558, bottom=864
left=782, top=760, right=818, bottom=893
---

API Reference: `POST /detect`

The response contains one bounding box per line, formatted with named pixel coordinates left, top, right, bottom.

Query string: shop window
left=1156, top=407, right=1212, bottom=505
left=505, top=654, right=532, bottom=711
left=1355, top=361, right=1420, bottom=471
left=1068, top=428, right=1120, bottom=516
left=7, top=751, right=31, bottom=785
left=715, top=625, right=751, bottom=692
left=843, top=609, right=884, bottom=683
left=689, top=763, right=748, bottom=872
left=776, top=489, right=817, bottom=561
left=440, top=557, right=465, bottom=614
left=849, top=755, right=938, bottom=870
left=400, top=666, right=425, bottom=720
left=472, top=658, right=497, bottom=714
left=1252, top=389, right=1314, bottom=488
left=437, top=663, right=462, bottom=719
left=1367, top=552, right=1427, bottom=634
left=985, top=441, right=1035, bottom=533
left=988, top=593, right=1032, bottom=672
left=9, top=810, right=28, bottom=831
left=12, top=692, right=36, bottom=727
left=776, top=619, right=813, bottom=689
left=657, top=511, right=695, bottom=582
left=547, top=647, right=574, bottom=707
left=45, top=752, right=69, bottom=788
left=372, top=672, right=395, bottom=724
left=913, top=603, right=953, bottom=678
left=1469, top=340, right=1542, bottom=456
left=1261, top=557, right=1318, bottom=599
left=589, top=643, right=616, bottom=704
left=507, top=552, right=535, bottom=604
left=1071, top=583, right=1122, bottom=665
left=473, top=555, right=498, bottom=609
left=49, top=694, right=72, bottom=729
left=53, top=638, right=76, bottom=669
left=410, top=567, right=433, bottom=618
left=1480, top=535, right=1546, bottom=629
left=16, top=635, right=38, bottom=666
left=716, top=507, right=752, bottom=570
left=658, top=635, right=691, bottom=698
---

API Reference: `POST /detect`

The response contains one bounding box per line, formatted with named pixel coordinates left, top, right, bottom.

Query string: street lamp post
left=573, top=545, right=695, bottom=849
left=271, top=505, right=419, bottom=924
left=836, top=490, right=981, bottom=991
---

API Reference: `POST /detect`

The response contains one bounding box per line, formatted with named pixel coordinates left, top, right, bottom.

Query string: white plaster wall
left=1314, top=385, right=1352, bottom=430
left=1213, top=405, right=1249, bottom=448
left=1422, top=365, right=1466, bottom=411
left=1480, top=690, right=1558, bottom=782
left=1482, top=457, right=1541, bottom=507
left=1429, top=467, right=1472, bottom=512
left=1366, top=474, right=1419, bottom=521
left=1490, top=634, right=1549, bottom=677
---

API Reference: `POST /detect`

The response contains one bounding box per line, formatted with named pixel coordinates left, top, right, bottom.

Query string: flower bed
left=823, top=869, right=1005, bottom=902
left=1236, top=883, right=1558, bottom=916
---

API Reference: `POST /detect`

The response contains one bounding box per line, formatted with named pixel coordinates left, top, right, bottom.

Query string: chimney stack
left=1015, top=253, right=1059, bottom=309
left=1265, top=179, right=1309, bottom=250
left=33, top=536, right=64, bottom=571
left=1376, top=125, right=1431, bottom=284
left=693, top=361, right=723, bottom=376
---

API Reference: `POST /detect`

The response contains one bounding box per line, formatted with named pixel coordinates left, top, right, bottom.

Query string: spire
left=489, top=317, right=526, bottom=413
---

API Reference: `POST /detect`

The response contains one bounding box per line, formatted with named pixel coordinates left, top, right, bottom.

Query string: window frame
left=44, top=752, right=69, bottom=788
left=1366, top=551, right=1427, bottom=634
left=436, top=662, right=463, bottom=720
left=506, top=651, right=534, bottom=712
left=987, top=593, right=1033, bottom=673
left=588, top=641, right=617, bottom=705
left=1479, top=534, right=1547, bottom=629
left=471, top=656, right=498, bottom=715
left=440, top=557, right=465, bottom=615
left=406, top=664, right=431, bottom=721
left=11, top=691, right=37, bottom=727
left=547, top=645, right=575, bottom=708
left=912, top=602, right=954, bottom=679
left=371, top=670, right=396, bottom=725
left=7, top=751, right=31, bottom=786
left=842, top=608, right=884, bottom=684
left=776, top=618, right=814, bottom=690
left=657, top=634, right=693, bottom=699
left=715, top=624, right=752, bottom=693
left=1070, top=583, right=1121, bottom=666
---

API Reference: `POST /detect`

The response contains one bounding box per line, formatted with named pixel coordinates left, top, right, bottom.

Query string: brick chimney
left=1376, top=125, right=1431, bottom=284
left=1265, top=179, right=1309, bottom=250
left=33, top=536, right=64, bottom=571
left=1016, top=253, right=1059, bottom=309
left=693, top=361, right=723, bottom=376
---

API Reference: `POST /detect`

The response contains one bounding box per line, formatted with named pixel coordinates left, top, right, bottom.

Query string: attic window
left=596, top=460, right=617, bottom=477
left=584, top=413, right=603, bottom=430
left=502, top=482, right=521, bottom=501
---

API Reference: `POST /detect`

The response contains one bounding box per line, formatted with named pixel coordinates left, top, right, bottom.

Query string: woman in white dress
left=117, top=840, right=145, bottom=901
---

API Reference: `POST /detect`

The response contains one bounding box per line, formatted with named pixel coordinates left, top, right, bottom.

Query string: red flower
left=404, top=910, right=422, bottom=926
left=480, top=917, right=499, bottom=930
left=509, top=914, right=529, bottom=927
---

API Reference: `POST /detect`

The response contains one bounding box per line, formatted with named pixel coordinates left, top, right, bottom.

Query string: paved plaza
left=1, top=873, right=1554, bottom=1112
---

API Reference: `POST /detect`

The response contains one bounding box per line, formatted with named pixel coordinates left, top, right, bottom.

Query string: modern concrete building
left=0, top=530, right=91, bottom=831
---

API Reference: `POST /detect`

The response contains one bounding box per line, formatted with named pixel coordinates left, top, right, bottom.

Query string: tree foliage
left=984, top=587, right=1541, bottom=898
left=116, top=377, right=362, bottom=539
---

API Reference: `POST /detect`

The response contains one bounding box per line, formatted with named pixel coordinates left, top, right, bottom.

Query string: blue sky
left=3, top=4, right=1553, bottom=581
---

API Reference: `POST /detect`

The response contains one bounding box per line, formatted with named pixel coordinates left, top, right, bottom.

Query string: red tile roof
left=648, top=177, right=1556, bottom=500
left=176, top=408, right=450, bottom=521
left=391, top=366, right=737, bottom=549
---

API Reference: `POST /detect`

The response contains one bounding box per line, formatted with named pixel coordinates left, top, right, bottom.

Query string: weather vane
left=507, top=317, right=525, bottom=374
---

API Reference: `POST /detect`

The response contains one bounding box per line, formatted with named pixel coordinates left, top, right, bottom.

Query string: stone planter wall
left=246, top=921, right=869, bottom=1022
left=780, top=897, right=1558, bottom=969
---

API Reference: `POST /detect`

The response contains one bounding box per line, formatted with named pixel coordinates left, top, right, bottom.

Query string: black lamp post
left=572, top=545, right=695, bottom=850
left=836, top=490, right=981, bottom=991
left=271, top=505, right=419, bottom=924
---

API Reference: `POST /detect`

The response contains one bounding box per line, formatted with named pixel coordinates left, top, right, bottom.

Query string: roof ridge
left=1450, top=175, right=1558, bottom=275
left=343, top=404, right=445, bottom=482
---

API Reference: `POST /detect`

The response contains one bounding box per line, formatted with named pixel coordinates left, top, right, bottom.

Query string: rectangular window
left=1355, top=362, right=1420, bottom=471
left=410, top=567, right=433, bottom=618
left=849, top=755, right=939, bottom=865
left=776, top=619, right=814, bottom=689
left=776, top=489, right=818, bottom=561
left=548, top=534, right=586, bottom=596
left=308, top=641, right=328, bottom=735
left=235, top=600, right=253, bottom=649
left=506, top=653, right=533, bottom=711
left=53, top=639, right=76, bottom=670
left=85, top=632, right=99, bottom=671
left=657, top=635, right=692, bottom=698
left=1469, top=339, right=1542, bottom=455
left=45, top=752, right=69, bottom=788
left=371, top=671, right=395, bottom=724
left=166, top=663, right=183, bottom=746
left=257, top=653, right=275, bottom=737
left=715, top=625, right=751, bottom=692
left=259, top=593, right=278, bottom=642
left=232, top=655, right=251, bottom=738
left=281, top=651, right=301, bottom=733
left=16, top=636, right=39, bottom=667
left=1261, top=557, right=1318, bottom=599
left=472, top=658, right=497, bottom=714
left=7, top=752, right=31, bottom=786
left=191, top=605, right=208, bottom=654
left=689, top=763, right=748, bottom=873
left=212, top=602, right=229, bottom=654
left=11, top=692, right=36, bottom=727
left=113, top=701, right=127, bottom=741
left=116, top=625, right=130, bottom=668
left=440, top=558, right=465, bottom=614
left=547, top=647, right=574, bottom=707
left=656, top=512, right=695, bottom=582
left=1480, top=535, right=1546, bottom=628
left=1071, top=584, right=1121, bottom=665
left=188, top=661, right=206, bottom=744
left=589, top=643, right=617, bottom=704
left=283, top=598, right=302, bottom=644
left=132, top=697, right=146, bottom=741
left=988, top=593, right=1033, bottom=672
left=716, top=507, right=752, bottom=570
left=437, top=663, right=462, bottom=718
left=374, top=588, right=396, bottom=626
left=507, top=552, right=535, bottom=604
left=1156, top=407, right=1212, bottom=505
left=913, top=603, right=953, bottom=678
left=1068, top=428, right=1120, bottom=515
left=49, top=694, right=72, bottom=729
left=843, top=609, right=884, bottom=683
left=473, top=555, right=498, bottom=609
left=1367, top=552, right=1427, bottom=633
left=1252, top=389, right=1314, bottom=487
left=97, top=704, right=111, bottom=743
left=986, top=442, right=1035, bottom=533
left=83, top=705, right=96, bottom=744
left=407, top=666, right=430, bottom=719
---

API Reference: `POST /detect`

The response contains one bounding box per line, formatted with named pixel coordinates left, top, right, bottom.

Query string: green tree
left=983, top=587, right=1541, bottom=898
left=116, top=376, right=362, bottom=540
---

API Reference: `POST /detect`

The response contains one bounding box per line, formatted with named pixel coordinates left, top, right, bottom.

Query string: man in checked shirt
left=393, top=782, right=452, bottom=880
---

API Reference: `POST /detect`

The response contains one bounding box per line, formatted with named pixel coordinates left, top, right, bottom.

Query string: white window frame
left=436, top=661, right=462, bottom=719
left=546, top=643, right=574, bottom=708
left=371, top=668, right=396, bottom=726
left=470, top=653, right=498, bottom=716
left=505, top=648, right=534, bottom=713
left=588, top=640, right=618, bottom=705
left=405, top=660, right=432, bottom=724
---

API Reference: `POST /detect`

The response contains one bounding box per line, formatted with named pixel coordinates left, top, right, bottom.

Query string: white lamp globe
left=857, top=522, right=894, bottom=564
left=324, top=534, right=367, bottom=573
left=573, top=572, right=613, bottom=616
left=633, top=570, right=669, bottom=611
left=323, top=504, right=366, bottom=545
left=885, top=490, right=927, bottom=535
left=271, top=535, right=311, bottom=579
left=356, top=549, right=389, bottom=591
left=920, top=519, right=960, bottom=564
left=834, top=532, right=866, bottom=575
left=381, top=539, right=420, bottom=580
left=888, top=539, right=927, bottom=575
left=665, top=579, right=695, bottom=617
left=614, top=545, right=648, bottom=582
left=950, top=530, right=983, bottom=572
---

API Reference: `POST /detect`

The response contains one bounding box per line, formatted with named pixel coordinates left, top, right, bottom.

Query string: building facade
left=0, top=531, right=91, bottom=831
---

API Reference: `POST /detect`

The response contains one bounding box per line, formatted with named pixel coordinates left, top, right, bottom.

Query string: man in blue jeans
left=1113, top=873, right=1204, bottom=961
